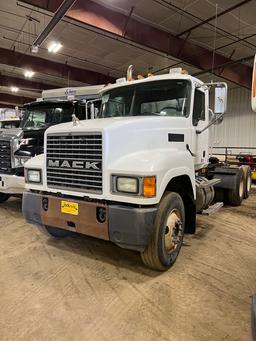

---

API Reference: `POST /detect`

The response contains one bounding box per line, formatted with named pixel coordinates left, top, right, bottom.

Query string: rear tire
left=241, top=165, right=251, bottom=199
left=43, top=225, right=71, bottom=238
left=226, top=168, right=244, bottom=206
left=214, top=188, right=224, bottom=203
left=0, top=193, right=10, bottom=203
left=141, top=192, right=185, bottom=271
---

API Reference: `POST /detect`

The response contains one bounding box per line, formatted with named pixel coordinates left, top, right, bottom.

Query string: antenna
left=210, top=3, right=218, bottom=155
left=211, top=3, right=218, bottom=81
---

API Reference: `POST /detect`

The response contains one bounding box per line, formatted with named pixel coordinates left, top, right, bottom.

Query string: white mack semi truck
left=22, top=67, right=251, bottom=271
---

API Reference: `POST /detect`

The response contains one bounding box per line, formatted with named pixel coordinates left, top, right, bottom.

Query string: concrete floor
left=0, top=192, right=256, bottom=341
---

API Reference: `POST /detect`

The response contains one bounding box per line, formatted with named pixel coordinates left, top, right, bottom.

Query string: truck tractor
left=22, top=67, right=251, bottom=271
left=0, top=85, right=103, bottom=203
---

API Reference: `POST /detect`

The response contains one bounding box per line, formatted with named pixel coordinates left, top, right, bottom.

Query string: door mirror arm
left=196, top=110, right=224, bottom=134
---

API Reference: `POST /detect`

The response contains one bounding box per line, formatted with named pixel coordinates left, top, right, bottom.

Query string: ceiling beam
left=20, top=0, right=252, bottom=88
left=0, top=102, right=18, bottom=109
left=32, top=0, right=77, bottom=49
left=0, top=93, right=34, bottom=106
left=176, top=0, right=253, bottom=37
left=0, top=75, right=56, bottom=91
left=0, top=46, right=115, bottom=85
left=154, top=0, right=256, bottom=51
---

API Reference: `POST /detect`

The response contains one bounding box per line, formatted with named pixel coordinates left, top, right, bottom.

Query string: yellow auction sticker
left=61, top=201, right=79, bottom=215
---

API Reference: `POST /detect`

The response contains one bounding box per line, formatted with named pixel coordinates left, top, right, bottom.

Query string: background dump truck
left=0, top=118, right=20, bottom=129
left=0, top=85, right=103, bottom=203
left=22, top=67, right=252, bottom=271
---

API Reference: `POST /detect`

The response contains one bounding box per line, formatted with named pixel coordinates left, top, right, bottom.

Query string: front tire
left=39, top=225, right=71, bottom=238
left=0, top=193, right=10, bottom=203
left=141, top=192, right=185, bottom=271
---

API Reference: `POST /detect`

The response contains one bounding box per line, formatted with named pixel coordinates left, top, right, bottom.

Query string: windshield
left=20, top=103, right=76, bottom=129
left=0, top=120, right=20, bottom=129
left=100, top=80, right=191, bottom=118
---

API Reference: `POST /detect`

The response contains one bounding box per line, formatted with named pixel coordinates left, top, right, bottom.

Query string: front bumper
left=22, top=192, right=157, bottom=251
left=0, top=174, right=25, bottom=194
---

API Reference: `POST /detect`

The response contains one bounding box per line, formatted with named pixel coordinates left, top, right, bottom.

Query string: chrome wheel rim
left=247, top=174, right=252, bottom=193
left=239, top=177, right=244, bottom=198
left=164, top=209, right=183, bottom=254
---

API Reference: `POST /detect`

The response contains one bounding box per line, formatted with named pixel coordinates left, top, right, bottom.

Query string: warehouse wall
left=210, top=87, right=256, bottom=153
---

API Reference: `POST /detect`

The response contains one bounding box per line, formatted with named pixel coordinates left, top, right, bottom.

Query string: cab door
left=192, top=87, right=209, bottom=170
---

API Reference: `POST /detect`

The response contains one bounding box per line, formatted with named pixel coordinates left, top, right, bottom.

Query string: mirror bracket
left=196, top=112, right=224, bottom=134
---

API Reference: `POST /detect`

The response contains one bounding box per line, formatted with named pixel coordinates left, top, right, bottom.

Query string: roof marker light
left=116, top=77, right=126, bottom=83
left=137, top=74, right=144, bottom=80
left=169, top=67, right=183, bottom=74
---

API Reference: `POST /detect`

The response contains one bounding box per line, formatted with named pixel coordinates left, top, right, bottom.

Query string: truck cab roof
left=101, top=71, right=204, bottom=94
left=42, top=84, right=105, bottom=101
left=22, top=99, right=79, bottom=108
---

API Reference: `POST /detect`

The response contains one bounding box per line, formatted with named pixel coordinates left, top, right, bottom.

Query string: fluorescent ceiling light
left=48, top=41, right=62, bottom=53
left=24, top=70, right=35, bottom=78
left=11, top=87, right=19, bottom=93
left=31, top=45, right=39, bottom=53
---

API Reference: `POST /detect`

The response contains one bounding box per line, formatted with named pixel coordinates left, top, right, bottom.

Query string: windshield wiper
left=139, top=112, right=162, bottom=116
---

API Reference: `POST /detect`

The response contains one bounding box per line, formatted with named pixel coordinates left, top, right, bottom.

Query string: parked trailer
left=22, top=67, right=252, bottom=271
left=251, top=54, right=256, bottom=341
left=211, top=146, right=256, bottom=182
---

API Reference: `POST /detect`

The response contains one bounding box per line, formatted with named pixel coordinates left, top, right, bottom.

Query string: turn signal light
left=143, top=177, right=156, bottom=197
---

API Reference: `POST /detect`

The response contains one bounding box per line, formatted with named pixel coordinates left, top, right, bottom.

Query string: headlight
left=116, top=177, right=139, bottom=194
left=26, top=169, right=41, bottom=183
left=112, top=175, right=156, bottom=197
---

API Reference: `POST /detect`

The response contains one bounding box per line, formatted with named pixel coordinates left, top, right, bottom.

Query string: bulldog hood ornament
left=72, top=114, right=80, bottom=126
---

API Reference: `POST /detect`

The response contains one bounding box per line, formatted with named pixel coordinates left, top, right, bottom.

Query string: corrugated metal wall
left=210, top=87, right=256, bottom=152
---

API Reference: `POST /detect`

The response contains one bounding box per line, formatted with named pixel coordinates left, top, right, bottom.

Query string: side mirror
left=214, top=84, right=227, bottom=114
left=197, top=82, right=227, bottom=134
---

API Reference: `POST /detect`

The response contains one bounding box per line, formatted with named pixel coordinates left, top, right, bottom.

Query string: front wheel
left=0, top=193, right=10, bottom=203
left=38, top=225, right=71, bottom=238
left=141, top=192, right=185, bottom=271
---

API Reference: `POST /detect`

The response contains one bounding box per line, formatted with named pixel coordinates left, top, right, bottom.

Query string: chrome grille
left=0, top=140, right=12, bottom=174
left=46, top=133, right=102, bottom=193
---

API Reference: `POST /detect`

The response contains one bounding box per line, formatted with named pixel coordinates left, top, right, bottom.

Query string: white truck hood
left=46, top=116, right=158, bottom=132
left=45, top=116, right=189, bottom=170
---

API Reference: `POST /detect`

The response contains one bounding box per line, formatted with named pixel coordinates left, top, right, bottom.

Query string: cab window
left=193, top=89, right=205, bottom=126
